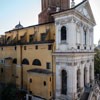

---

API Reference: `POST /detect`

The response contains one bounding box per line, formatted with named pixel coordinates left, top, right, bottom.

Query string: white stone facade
left=53, top=0, right=96, bottom=100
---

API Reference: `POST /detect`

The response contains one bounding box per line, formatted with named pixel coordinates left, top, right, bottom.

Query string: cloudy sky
left=0, top=0, right=100, bottom=44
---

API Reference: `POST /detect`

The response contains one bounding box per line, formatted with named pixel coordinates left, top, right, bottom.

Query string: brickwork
left=39, top=0, right=70, bottom=24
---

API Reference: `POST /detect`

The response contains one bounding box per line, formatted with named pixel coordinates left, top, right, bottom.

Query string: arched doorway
left=61, top=70, right=67, bottom=95
left=89, top=65, right=92, bottom=83
left=84, top=67, right=88, bottom=86
left=77, top=69, right=81, bottom=91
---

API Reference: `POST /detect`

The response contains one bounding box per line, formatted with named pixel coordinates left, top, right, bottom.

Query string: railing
left=0, top=40, right=55, bottom=46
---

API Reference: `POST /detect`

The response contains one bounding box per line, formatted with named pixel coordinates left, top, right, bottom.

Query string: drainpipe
left=21, top=45, right=23, bottom=89
left=52, top=44, right=55, bottom=99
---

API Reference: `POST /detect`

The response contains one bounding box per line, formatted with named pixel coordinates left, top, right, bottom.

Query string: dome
left=15, top=22, right=23, bottom=29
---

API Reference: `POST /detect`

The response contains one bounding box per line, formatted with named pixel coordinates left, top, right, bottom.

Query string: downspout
left=52, top=43, right=55, bottom=99
left=21, top=45, right=23, bottom=89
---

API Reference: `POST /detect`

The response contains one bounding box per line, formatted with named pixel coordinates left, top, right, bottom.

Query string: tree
left=94, top=48, right=100, bottom=74
left=1, top=83, right=19, bottom=100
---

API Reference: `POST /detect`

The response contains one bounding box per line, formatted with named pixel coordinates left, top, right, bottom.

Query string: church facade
left=0, top=0, right=97, bottom=100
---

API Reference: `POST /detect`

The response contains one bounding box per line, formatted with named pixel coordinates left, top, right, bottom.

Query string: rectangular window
left=84, top=46, right=86, bottom=50
left=1, top=60, right=3, bottom=64
left=29, top=79, right=32, bottom=83
left=15, top=46, right=16, bottom=50
left=44, top=81, right=46, bottom=86
left=50, top=77, right=51, bottom=82
left=50, top=91, right=51, bottom=96
left=29, top=35, right=34, bottom=43
left=46, top=62, right=51, bottom=69
left=1, top=68, right=3, bottom=73
left=24, top=46, right=26, bottom=50
left=48, top=45, right=52, bottom=50
left=41, top=33, right=46, bottom=41
left=77, top=46, right=80, bottom=49
left=28, top=96, right=32, bottom=100
left=35, top=45, right=38, bottom=50
left=1, top=47, right=3, bottom=51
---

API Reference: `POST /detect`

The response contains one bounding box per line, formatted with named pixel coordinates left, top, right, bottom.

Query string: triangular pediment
left=75, top=0, right=96, bottom=25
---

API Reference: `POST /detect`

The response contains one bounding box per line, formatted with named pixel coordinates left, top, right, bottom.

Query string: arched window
left=61, top=26, right=67, bottom=41
left=61, top=70, right=67, bottom=95
left=84, top=30, right=87, bottom=45
left=22, top=58, right=29, bottom=65
left=13, top=58, right=17, bottom=64
left=77, top=69, right=81, bottom=91
left=84, top=67, right=88, bottom=86
left=32, top=59, right=41, bottom=66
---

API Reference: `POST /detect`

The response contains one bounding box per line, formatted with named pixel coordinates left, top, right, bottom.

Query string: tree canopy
left=94, top=48, right=100, bottom=74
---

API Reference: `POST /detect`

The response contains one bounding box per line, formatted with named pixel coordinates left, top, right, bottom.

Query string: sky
left=0, top=0, right=100, bottom=45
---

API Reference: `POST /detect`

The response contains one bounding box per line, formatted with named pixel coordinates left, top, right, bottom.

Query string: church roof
left=15, top=22, right=23, bottom=29
left=5, top=21, right=54, bottom=33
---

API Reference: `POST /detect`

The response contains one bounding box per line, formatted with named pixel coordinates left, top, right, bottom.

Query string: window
left=29, top=35, right=34, bottom=43
left=61, top=70, right=67, bottom=95
left=13, top=58, right=17, bottom=64
left=77, top=46, right=80, bottom=49
left=29, top=91, right=32, bottom=94
left=35, top=45, right=38, bottom=50
left=50, top=77, right=51, bottom=82
left=46, top=62, right=51, bottom=69
left=41, top=33, right=46, bottom=41
left=44, top=81, right=46, bottom=86
left=84, top=30, right=87, bottom=45
left=1, top=47, right=3, bottom=51
left=29, top=79, right=32, bottom=83
left=14, top=46, right=16, bottom=50
left=84, top=46, right=86, bottom=50
left=1, top=60, right=3, bottom=64
left=12, top=74, right=14, bottom=77
left=28, top=96, right=32, bottom=100
left=50, top=92, right=51, bottom=96
left=24, top=46, right=26, bottom=50
left=32, top=59, right=41, bottom=66
left=48, top=45, right=52, bottom=50
left=1, top=68, right=3, bottom=73
left=61, top=26, right=67, bottom=42
left=22, top=58, right=29, bottom=65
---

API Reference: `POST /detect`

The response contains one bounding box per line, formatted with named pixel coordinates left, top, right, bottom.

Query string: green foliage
left=1, top=84, right=19, bottom=100
left=1, top=83, right=27, bottom=100
left=94, top=48, right=100, bottom=74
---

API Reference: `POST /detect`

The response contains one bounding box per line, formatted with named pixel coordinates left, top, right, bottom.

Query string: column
left=86, top=28, right=90, bottom=50
left=80, top=25, right=84, bottom=50
left=86, top=64, right=90, bottom=85
left=84, top=66, right=89, bottom=85
left=68, top=20, right=76, bottom=49
left=91, top=61, right=94, bottom=82
left=80, top=66, right=84, bottom=89
left=55, top=23, right=60, bottom=50
left=56, top=65, right=61, bottom=98
left=67, top=67, right=77, bottom=99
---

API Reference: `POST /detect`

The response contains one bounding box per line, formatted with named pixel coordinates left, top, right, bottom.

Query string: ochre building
left=0, top=0, right=98, bottom=100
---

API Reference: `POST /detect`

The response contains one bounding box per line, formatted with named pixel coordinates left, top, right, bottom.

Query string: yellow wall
left=27, top=72, right=53, bottom=100
left=0, top=22, right=56, bottom=99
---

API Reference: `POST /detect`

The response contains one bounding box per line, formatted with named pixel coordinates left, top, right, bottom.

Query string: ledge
left=0, top=40, right=55, bottom=47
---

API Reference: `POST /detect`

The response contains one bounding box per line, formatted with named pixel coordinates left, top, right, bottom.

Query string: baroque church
left=0, top=0, right=99, bottom=100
